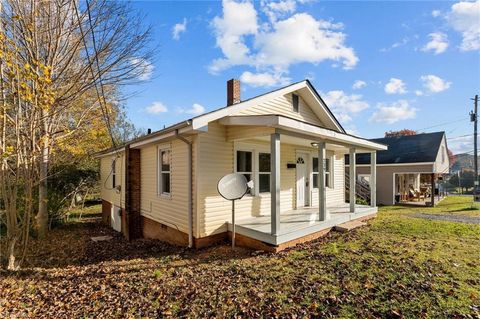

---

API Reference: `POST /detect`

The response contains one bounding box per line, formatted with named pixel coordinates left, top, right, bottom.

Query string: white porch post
left=318, top=141, right=327, bottom=221
left=270, top=133, right=281, bottom=235
left=349, top=148, right=356, bottom=213
left=370, top=151, right=377, bottom=207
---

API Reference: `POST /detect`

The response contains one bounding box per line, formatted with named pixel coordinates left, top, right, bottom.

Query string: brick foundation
left=142, top=216, right=189, bottom=246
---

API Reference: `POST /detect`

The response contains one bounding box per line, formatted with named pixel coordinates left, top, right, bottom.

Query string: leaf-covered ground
left=1, top=196, right=479, bottom=318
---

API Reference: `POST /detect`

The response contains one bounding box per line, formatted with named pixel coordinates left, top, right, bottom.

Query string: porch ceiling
left=253, top=134, right=347, bottom=152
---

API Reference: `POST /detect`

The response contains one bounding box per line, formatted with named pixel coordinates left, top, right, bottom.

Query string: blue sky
left=123, top=0, right=480, bottom=154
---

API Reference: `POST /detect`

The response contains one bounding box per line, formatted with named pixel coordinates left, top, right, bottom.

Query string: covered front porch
left=228, top=204, right=377, bottom=246
left=220, top=115, right=387, bottom=247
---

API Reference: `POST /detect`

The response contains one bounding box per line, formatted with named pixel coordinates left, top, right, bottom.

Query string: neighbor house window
left=313, top=157, right=331, bottom=188
left=236, top=150, right=253, bottom=194
left=258, top=153, right=271, bottom=193
left=292, top=93, right=299, bottom=113
left=158, top=149, right=171, bottom=195
left=111, top=159, right=116, bottom=188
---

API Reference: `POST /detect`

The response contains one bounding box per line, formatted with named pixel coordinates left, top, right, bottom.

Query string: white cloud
left=370, top=100, right=417, bottom=124
left=146, top=101, right=168, bottom=114
left=384, top=78, right=407, bottom=94
left=421, top=32, right=449, bottom=54
left=432, top=10, right=441, bottom=18
left=210, top=0, right=358, bottom=86
left=420, top=74, right=451, bottom=93
left=178, top=103, right=206, bottom=116
left=210, top=0, right=258, bottom=74
left=172, top=18, right=187, bottom=40
left=187, top=103, right=206, bottom=115
left=448, top=135, right=473, bottom=154
left=380, top=37, right=409, bottom=52
left=322, top=90, right=369, bottom=123
left=446, top=0, right=480, bottom=51
left=130, top=58, right=154, bottom=81
left=352, top=80, right=366, bottom=90
left=415, top=90, right=424, bottom=96
left=240, top=71, right=290, bottom=87
left=261, top=0, right=296, bottom=23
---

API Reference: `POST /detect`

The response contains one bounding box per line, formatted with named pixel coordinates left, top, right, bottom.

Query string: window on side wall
left=236, top=150, right=253, bottom=194
left=258, top=152, right=271, bottom=193
left=158, top=148, right=171, bottom=196
left=111, top=159, right=116, bottom=189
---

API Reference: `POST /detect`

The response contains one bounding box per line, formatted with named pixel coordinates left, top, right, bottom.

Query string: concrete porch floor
left=227, top=204, right=377, bottom=246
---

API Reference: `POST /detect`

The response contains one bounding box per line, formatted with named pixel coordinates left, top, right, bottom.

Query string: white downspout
left=175, top=128, right=193, bottom=248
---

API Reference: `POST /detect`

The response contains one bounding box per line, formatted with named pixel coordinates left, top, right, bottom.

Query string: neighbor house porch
left=219, top=115, right=387, bottom=248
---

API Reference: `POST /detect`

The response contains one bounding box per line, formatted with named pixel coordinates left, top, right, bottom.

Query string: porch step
left=334, top=220, right=367, bottom=232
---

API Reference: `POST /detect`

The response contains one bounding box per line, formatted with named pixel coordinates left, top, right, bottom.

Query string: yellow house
left=96, top=79, right=387, bottom=251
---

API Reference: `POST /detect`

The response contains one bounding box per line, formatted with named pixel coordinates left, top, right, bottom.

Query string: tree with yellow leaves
left=0, top=0, right=152, bottom=269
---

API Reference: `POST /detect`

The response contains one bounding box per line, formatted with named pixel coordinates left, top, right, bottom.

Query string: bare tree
left=0, top=0, right=152, bottom=269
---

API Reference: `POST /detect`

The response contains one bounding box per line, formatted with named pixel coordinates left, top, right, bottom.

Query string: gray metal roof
left=346, top=131, right=446, bottom=165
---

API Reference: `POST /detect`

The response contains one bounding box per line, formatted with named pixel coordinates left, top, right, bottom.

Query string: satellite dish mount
left=217, top=173, right=252, bottom=248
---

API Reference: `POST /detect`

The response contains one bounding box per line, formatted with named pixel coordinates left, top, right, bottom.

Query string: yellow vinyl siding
left=226, top=126, right=275, bottom=141
left=140, top=139, right=192, bottom=234
left=235, top=94, right=324, bottom=126
left=196, top=122, right=345, bottom=237
left=100, top=153, right=125, bottom=208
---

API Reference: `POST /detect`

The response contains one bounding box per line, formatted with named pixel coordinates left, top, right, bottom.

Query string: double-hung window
left=236, top=150, right=253, bottom=194
left=111, top=159, right=116, bottom=188
left=258, top=153, right=271, bottom=193
left=312, top=157, right=331, bottom=188
left=158, top=148, right=171, bottom=195
left=325, top=158, right=331, bottom=187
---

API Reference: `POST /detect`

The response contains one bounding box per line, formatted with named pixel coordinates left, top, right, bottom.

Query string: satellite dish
left=217, top=173, right=251, bottom=249
left=217, top=173, right=248, bottom=200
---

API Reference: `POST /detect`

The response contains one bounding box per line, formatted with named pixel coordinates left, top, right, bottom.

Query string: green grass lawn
left=0, top=196, right=479, bottom=318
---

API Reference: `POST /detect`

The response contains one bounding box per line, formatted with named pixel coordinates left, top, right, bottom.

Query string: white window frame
left=311, top=155, right=333, bottom=189
left=234, top=142, right=271, bottom=197
left=234, top=148, right=254, bottom=196
left=258, top=152, right=271, bottom=194
left=325, top=157, right=331, bottom=188
left=158, top=147, right=172, bottom=197
left=111, top=158, right=116, bottom=189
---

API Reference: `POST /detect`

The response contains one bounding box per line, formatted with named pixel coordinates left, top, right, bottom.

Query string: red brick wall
left=125, top=146, right=142, bottom=241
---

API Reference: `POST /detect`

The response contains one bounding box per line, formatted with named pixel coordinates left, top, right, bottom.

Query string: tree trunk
left=36, top=139, right=49, bottom=237
left=7, top=237, right=17, bottom=271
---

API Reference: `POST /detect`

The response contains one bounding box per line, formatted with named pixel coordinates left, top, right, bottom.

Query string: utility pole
left=470, top=94, right=479, bottom=187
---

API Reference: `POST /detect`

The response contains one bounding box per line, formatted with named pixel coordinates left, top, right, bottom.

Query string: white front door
left=111, top=205, right=122, bottom=232
left=296, top=153, right=309, bottom=207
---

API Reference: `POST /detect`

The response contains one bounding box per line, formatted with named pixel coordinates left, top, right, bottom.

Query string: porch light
left=311, top=142, right=319, bottom=148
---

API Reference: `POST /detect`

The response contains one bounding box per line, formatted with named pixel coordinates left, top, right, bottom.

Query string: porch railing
left=345, top=172, right=371, bottom=204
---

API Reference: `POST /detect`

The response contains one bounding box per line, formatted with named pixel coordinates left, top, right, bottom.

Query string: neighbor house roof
left=345, top=131, right=446, bottom=165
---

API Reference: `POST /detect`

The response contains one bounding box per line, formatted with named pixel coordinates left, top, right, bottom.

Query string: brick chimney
left=227, top=79, right=241, bottom=106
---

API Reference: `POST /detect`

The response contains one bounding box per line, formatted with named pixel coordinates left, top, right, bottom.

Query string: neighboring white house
left=96, top=79, right=387, bottom=251
left=346, top=132, right=450, bottom=206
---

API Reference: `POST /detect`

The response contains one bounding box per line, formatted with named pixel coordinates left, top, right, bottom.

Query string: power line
left=415, top=117, right=470, bottom=133
left=73, top=1, right=117, bottom=148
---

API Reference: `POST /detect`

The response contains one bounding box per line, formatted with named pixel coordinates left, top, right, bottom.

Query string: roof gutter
left=174, top=129, right=194, bottom=248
